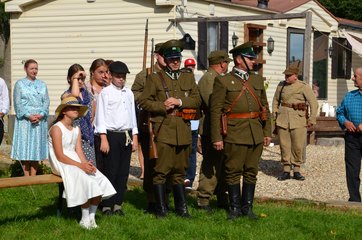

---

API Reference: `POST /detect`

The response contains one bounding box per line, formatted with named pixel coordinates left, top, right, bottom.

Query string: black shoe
left=198, top=205, right=213, bottom=213
left=102, top=209, right=113, bottom=216
left=293, top=172, right=305, bottom=181
left=277, top=172, right=291, bottom=181
left=113, top=209, right=125, bottom=216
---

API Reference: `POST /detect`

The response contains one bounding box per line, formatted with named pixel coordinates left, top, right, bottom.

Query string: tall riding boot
left=227, top=184, right=242, bottom=220
left=241, top=182, right=258, bottom=220
left=172, top=184, right=191, bottom=218
left=153, top=184, right=168, bottom=218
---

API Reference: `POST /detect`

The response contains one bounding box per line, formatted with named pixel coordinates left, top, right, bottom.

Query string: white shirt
left=0, top=78, right=9, bottom=115
left=94, top=84, right=138, bottom=135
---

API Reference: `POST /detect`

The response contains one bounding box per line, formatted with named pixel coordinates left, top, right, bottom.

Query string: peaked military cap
left=283, top=65, right=299, bottom=75
left=229, top=41, right=256, bottom=58
left=208, top=50, right=232, bottom=65
left=154, top=42, right=164, bottom=54
left=159, top=39, right=184, bottom=59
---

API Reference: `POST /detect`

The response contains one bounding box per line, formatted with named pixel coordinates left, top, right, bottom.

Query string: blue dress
left=11, top=78, right=50, bottom=161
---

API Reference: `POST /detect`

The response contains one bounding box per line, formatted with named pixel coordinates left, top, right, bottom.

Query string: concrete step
left=316, top=137, right=344, bottom=146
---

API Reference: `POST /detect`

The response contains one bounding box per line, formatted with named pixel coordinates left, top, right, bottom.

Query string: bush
left=9, top=161, right=52, bottom=177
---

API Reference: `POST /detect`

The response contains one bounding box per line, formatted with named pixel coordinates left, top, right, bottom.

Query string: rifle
left=142, top=19, right=149, bottom=71
left=148, top=38, right=158, bottom=159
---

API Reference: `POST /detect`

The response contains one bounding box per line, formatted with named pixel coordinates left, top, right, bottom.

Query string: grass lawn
left=0, top=184, right=361, bottom=240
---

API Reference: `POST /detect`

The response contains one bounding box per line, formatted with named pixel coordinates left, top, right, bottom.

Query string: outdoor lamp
left=232, top=32, right=239, bottom=48
left=267, top=36, right=274, bottom=54
left=328, top=44, right=333, bottom=58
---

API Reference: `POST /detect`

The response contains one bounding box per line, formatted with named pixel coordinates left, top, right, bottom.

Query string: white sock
left=114, top=204, right=121, bottom=211
left=81, top=207, right=90, bottom=223
left=89, top=205, right=98, bottom=221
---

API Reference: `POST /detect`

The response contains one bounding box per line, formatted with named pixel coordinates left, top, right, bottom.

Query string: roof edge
left=205, top=0, right=278, bottom=14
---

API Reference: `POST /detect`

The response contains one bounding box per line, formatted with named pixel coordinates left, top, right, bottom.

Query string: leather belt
left=281, top=102, right=307, bottom=110
left=169, top=110, right=183, bottom=117
left=227, top=112, right=259, bottom=119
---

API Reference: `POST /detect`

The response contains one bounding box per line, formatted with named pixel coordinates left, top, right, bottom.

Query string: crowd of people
left=3, top=38, right=362, bottom=229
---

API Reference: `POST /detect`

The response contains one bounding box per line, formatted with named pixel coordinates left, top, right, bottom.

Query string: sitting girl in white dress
left=48, top=96, right=116, bottom=229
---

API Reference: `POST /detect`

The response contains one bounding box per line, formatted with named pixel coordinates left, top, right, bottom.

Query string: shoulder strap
left=225, top=76, right=250, bottom=113
left=157, top=72, right=170, bottom=99
left=277, top=82, right=286, bottom=107
left=243, top=78, right=263, bottom=109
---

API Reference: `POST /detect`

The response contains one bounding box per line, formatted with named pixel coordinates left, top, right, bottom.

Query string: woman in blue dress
left=11, top=59, right=50, bottom=176
left=61, top=64, right=96, bottom=163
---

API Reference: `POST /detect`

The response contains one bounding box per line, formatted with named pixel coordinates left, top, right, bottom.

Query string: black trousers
left=101, top=130, right=132, bottom=207
left=345, top=132, right=362, bottom=202
left=0, top=119, right=4, bottom=145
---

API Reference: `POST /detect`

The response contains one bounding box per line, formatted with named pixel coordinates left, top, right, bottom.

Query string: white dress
left=48, top=122, right=116, bottom=208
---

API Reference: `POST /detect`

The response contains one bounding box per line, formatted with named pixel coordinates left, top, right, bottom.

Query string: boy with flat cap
left=196, top=50, right=232, bottom=212
left=139, top=39, right=201, bottom=218
left=272, top=66, right=318, bottom=181
left=95, top=61, right=138, bottom=216
left=210, top=42, right=271, bottom=220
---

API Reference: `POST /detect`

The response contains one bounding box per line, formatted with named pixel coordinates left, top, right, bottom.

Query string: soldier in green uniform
left=196, top=50, right=232, bottom=212
left=139, top=39, right=201, bottom=218
left=210, top=42, right=272, bottom=220
left=131, top=42, right=165, bottom=214
left=272, top=66, right=318, bottom=181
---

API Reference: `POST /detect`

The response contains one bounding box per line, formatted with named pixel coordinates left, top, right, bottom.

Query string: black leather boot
left=227, top=184, right=243, bottom=220
left=241, top=182, right=258, bottom=220
left=154, top=184, right=168, bottom=218
left=172, top=184, right=191, bottom=218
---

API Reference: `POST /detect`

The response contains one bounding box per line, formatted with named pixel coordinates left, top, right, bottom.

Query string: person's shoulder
left=180, top=68, right=193, bottom=74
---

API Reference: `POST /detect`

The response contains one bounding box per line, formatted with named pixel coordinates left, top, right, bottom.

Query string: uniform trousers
left=278, top=126, right=306, bottom=172
left=224, top=142, right=263, bottom=185
left=101, top=130, right=132, bottom=207
left=197, top=135, right=226, bottom=205
left=153, top=142, right=190, bottom=185
left=345, top=132, right=362, bottom=202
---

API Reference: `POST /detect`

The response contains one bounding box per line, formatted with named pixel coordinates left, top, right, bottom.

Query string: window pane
left=207, top=22, right=218, bottom=53
left=312, top=32, right=328, bottom=99
left=288, top=30, right=304, bottom=79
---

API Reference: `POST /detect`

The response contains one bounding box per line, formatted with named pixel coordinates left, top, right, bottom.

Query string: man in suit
left=139, top=39, right=201, bottom=218
left=210, top=42, right=271, bottom=220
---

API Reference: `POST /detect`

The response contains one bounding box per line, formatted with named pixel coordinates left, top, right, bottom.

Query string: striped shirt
left=336, top=89, right=362, bottom=129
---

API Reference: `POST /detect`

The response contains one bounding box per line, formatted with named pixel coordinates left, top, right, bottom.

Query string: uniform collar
left=232, top=67, right=249, bottom=81
left=165, top=67, right=180, bottom=80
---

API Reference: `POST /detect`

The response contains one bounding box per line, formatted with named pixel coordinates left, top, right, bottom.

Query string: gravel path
left=0, top=143, right=353, bottom=203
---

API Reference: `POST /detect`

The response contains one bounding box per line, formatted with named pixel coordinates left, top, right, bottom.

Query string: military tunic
left=272, top=80, right=318, bottom=172
left=139, top=70, right=201, bottom=184
left=197, top=67, right=227, bottom=206
left=210, top=70, right=271, bottom=184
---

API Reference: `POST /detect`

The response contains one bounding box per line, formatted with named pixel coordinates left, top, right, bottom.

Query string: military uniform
left=196, top=50, right=232, bottom=210
left=139, top=39, right=201, bottom=218
left=272, top=72, right=318, bottom=179
left=210, top=42, right=271, bottom=220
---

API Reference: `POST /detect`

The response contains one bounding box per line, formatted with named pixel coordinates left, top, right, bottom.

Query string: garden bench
left=307, top=116, right=344, bottom=144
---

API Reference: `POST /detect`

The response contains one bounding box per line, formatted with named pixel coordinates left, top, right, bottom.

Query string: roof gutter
left=204, top=0, right=278, bottom=14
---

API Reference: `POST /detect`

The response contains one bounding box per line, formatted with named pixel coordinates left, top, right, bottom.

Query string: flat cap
left=154, top=42, right=164, bottom=54
left=159, top=39, right=183, bottom=59
left=283, top=65, right=299, bottom=75
left=208, top=50, right=232, bottom=65
left=109, top=61, right=130, bottom=74
left=229, top=41, right=256, bottom=58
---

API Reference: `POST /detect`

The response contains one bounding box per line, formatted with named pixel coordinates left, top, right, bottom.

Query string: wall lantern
left=232, top=32, right=239, bottom=48
left=267, top=36, right=274, bottom=54
left=328, top=44, right=333, bottom=58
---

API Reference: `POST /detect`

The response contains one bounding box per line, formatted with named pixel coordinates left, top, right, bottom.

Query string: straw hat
left=55, top=96, right=88, bottom=119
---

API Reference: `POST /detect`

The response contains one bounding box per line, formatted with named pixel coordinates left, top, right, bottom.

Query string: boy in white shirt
left=95, top=61, right=138, bottom=216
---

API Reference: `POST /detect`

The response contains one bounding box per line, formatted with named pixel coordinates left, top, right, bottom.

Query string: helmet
left=184, top=58, right=196, bottom=67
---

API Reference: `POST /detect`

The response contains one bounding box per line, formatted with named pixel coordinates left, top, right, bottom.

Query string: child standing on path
left=48, top=97, right=116, bottom=229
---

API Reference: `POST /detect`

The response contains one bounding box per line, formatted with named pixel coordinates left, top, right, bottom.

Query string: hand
left=357, top=123, right=362, bottom=133
left=80, top=161, right=97, bottom=174
left=0, top=112, right=4, bottom=118
left=164, top=97, right=181, bottom=110
left=71, top=70, right=86, bottom=83
left=264, top=137, right=272, bottom=147
left=344, top=121, right=356, bottom=132
left=197, top=136, right=202, bottom=154
left=100, top=136, right=110, bottom=154
left=213, top=141, right=224, bottom=151
left=29, top=115, right=39, bottom=124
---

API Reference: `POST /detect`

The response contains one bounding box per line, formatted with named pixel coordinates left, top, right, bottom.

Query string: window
left=312, top=32, right=329, bottom=99
left=287, top=28, right=304, bottom=80
left=331, top=38, right=352, bottom=79
left=244, top=24, right=266, bottom=77
left=198, top=21, right=228, bottom=70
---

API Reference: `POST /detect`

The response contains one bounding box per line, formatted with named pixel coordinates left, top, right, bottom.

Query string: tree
left=0, top=2, right=10, bottom=43
left=318, top=0, right=362, bottom=22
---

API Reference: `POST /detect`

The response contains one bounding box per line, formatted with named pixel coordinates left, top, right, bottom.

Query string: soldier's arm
left=179, top=73, right=201, bottom=109
left=272, top=84, right=281, bottom=115
left=131, top=70, right=147, bottom=102
left=260, top=80, right=272, bottom=138
left=198, top=76, right=212, bottom=108
left=138, top=74, right=167, bottom=115
left=210, top=76, right=226, bottom=143
left=303, top=84, right=318, bottom=125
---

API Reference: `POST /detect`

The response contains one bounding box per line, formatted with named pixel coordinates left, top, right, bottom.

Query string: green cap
left=154, top=42, right=164, bottom=54
left=283, top=65, right=299, bottom=75
left=229, top=41, right=256, bottom=58
left=159, top=39, right=184, bottom=59
left=208, top=50, right=232, bottom=65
